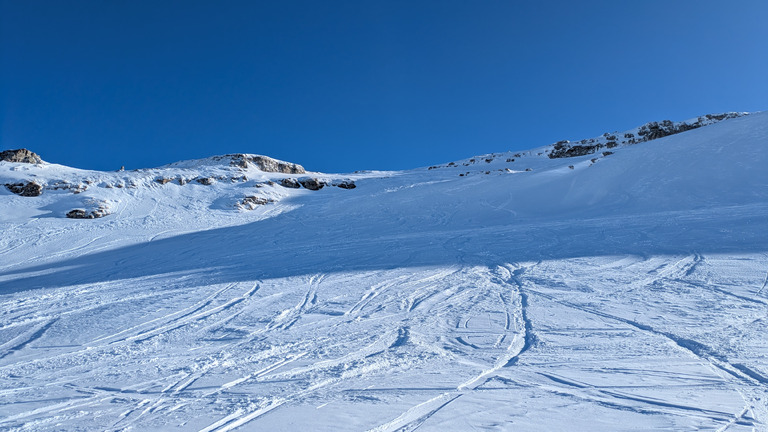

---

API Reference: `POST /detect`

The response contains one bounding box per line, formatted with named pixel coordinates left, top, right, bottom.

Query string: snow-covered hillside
left=1, top=112, right=767, bottom=431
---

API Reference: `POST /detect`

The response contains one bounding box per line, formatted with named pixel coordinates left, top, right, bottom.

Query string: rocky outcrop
left=0, top=149, right=42, bottom=164
left=549, top=142, right=603, bottom=159
left=195, top=177, right=215, bottom=185
left=66, top=208, right=110, bottom=219
left=47, top=181, right=87, bottom=194
left=66, top=198, right=111, bottom=219
left=333, top=180, right=356, bottom=189
left=548, top=112, right=747, bottom=159
left=637, top=120, right=698, bottom=141
left=224, top=154, right=305, bottom=174
left=298, top=177, right=325, bottom=191
left=5, top=181, right=43, bottom=197
left=238, top=196, right=275, bottom=210
left=280, top=178, right=301, bottom=188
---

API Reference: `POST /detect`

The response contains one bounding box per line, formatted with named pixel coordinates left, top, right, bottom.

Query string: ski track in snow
left=5, top=255, right=764, bottom=431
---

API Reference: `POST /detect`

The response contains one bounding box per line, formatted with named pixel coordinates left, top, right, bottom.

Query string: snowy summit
left=1, top=112, right=768, bottom=431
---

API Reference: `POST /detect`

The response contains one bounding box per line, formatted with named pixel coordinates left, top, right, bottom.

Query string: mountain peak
left=0, top=148, right=43, bottom=164
left=161, top=153, right=306, bottom=174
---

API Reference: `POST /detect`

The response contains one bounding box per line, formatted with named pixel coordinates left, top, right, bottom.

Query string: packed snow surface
left=1, top=112, right=768, bottom=431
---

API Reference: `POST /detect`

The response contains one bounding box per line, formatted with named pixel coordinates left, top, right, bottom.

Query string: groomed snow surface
left=1, top=112, right=768, bottom=431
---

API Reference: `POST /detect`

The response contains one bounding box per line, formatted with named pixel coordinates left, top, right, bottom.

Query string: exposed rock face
left=298, top=177, right=325, bottom=191
left=224, top=154, right=305, bottom=174
left=0, top=149, right=42, bottom=164
left=5, top=181, right=43, bottom=197
left=637, top=120, right=698, bottom=140
left=280, top=178, right=301, bottom=188
left=195, top=177, right=215, bottom=185
left=548, top=112, right=747, bottom=159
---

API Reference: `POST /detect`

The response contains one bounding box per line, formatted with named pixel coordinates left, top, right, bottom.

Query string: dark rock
left=0, top=149, right=42, bottom=164
left=298, top=177, right=325, bottom=191
left=485, top=158, right=493, bottom=163
left=5, top=181, right=43, bottom=197
left=156, top=178, right=173, bottom=185
left=66, top=209, right=88, bottom=218
left=66, top=207, right=110, bottom=219
left=549, top=144, right=603, bottom=159
left=280, top=178, right=301, bottom=188
left=334, top=180, right=356, bottom=189
left=706, top=113, right=731, bottom=121
left=545, top=113, right=745, bottom=161
left=568, top=165, right=574, bottom=169
left=602, top=151, right=614, bottom=156
left=196, top=177, right=215, bottom=185
left=506, top=158, right=515, bottom=162
left=525, top=168, right=533, bottom=172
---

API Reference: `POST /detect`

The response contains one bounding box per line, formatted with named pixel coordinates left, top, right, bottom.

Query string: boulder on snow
left=195, top=177, right=215, bottom=185
left=5, top=181, right=43, bottom=197
left=66, top=198, right=111, bottom=219
left=66, top=207, right=110, bottom=219
left=333, top=180, right=356, bottom=189
left=298, top=177, right=325, bottom=191
left=238, top=196, right=275, bottom=210
left=280, top=178, right=301, bottom=188
left=0, top=149, right=42, bottom=164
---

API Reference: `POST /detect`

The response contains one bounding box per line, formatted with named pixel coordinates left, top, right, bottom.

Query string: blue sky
left=1, top=1, right=766, bottom=172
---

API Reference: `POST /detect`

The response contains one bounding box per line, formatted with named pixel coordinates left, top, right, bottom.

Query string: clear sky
left=2, top=1, right=766, bottom=172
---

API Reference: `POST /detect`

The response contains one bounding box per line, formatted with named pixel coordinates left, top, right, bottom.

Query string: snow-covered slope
left=1, top=112, right=767, bottom=431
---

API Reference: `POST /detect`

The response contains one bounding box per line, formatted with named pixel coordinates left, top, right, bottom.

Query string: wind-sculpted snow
left=0, top=112, right=767, bottom=431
